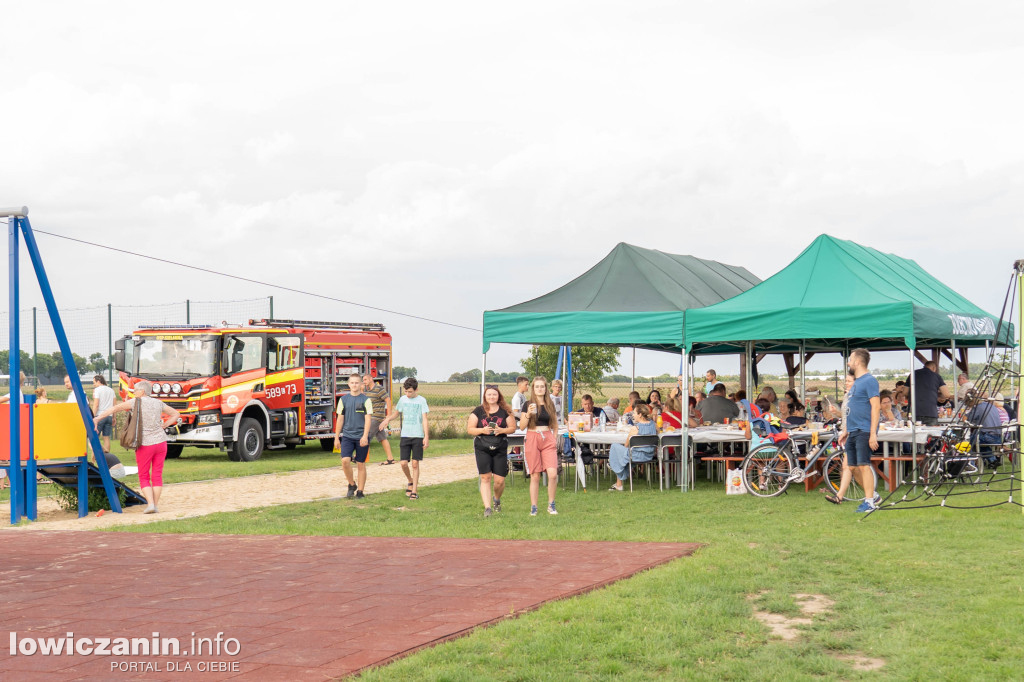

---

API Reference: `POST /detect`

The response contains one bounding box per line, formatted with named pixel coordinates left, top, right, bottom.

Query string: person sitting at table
left=734, top=390, right=748, bottom=419
left=687, top=395, right=703, bottom=424
left=622, top=393, right=644, bottom=424
left=757, top=386, right=779, bottom=415
left=577, top=394, right=604, bottom=464
left=607, top=404, right=658, bottom=491
left=781, top=396, right=808, bottom=426
left=697, top=384, right=739, bottom=424
left=879, top=390, right=901, bottom=423
left=966, top=393, right=1004, bottom=468
left=993, top=394, right=1010, bottom=424
left=661, top=394, right=698, bottom=430
left=646, top=389, right=663, bottom=415
left=602, top=397, right=621, bottom=424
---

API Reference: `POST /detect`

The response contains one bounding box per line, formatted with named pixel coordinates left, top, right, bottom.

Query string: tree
left=89, top=352, right=108, bottom=374
left=520, top=345, right=620, bottom=394
left=392, top=365, right=418, bottom=381
left=448, top=369, right=481, bottom=383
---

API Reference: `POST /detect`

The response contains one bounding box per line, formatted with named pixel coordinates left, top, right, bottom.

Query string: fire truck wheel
left=319, top=438, right=335, bottom=452
left=232, top=417, right=265, bottom=462
left=165, top=444, right=184, bottom=459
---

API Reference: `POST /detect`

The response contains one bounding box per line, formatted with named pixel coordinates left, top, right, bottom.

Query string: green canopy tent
left=483, top=242, right=761, bottom=352
left=679, top=234, right=1014, bottom=473
left=481, top=242, right=762, bottom=401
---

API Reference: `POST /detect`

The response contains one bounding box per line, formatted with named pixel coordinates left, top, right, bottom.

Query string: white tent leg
left=631, top=346, right=635, bottom=392
left=480, top=353, right=487, bottom=402
left=681, top=346, right=689, bottom=492
left=799, top=340, right=806, bottom=402
left=951, top=338, right=957, bottom=414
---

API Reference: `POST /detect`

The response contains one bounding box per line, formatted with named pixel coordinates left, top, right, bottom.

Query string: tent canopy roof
left=683, top=234, right=1013, bottom=354
left=483, top=243, right=761, bottom=352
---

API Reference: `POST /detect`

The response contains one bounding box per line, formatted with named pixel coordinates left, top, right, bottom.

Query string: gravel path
left=0, top=453, right=479, bottom=532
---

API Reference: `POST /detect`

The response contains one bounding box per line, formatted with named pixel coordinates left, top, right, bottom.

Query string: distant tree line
left=0, top=349, right=108, bottom=384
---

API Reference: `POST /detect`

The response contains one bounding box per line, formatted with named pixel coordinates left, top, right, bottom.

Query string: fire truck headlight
left=171, top=383, right=182, bottom=394
left=161, top=383, right=172, bottom=394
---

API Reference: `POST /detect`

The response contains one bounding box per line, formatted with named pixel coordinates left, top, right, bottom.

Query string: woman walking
left=94, top=380, right=179, bottom=513
left=467, top=386, right=516, bottom=517
left=518, top=376, right=560, bottom=516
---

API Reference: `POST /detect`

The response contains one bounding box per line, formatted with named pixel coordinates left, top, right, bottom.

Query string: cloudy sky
left=3, top=1, right=1022, bottom=379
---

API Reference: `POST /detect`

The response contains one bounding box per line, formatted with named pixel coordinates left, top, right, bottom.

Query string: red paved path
left=0, top=532, right=698, bottom=680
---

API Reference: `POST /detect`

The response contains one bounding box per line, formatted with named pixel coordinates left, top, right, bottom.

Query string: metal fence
left=0, top=296, right=273, bottom=383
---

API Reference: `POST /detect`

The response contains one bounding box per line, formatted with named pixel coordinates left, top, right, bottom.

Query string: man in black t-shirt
left=906, top=361, right=951, bottom=425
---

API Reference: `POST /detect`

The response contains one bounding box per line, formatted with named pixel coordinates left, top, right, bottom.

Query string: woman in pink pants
left=94, top=380, right=180, bottom=514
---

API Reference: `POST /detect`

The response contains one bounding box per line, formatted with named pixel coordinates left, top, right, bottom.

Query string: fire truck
left=113, top=319, right=392, bottom=461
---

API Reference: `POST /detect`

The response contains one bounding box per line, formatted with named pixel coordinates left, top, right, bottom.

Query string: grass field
left=122, top=471, right=1024, bottom=681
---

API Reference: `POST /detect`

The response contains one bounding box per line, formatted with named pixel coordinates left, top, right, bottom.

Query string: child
left=550, top=379, right=564, bottom=425
left=381, top=377, right=429, bottom=499
left=333, top=373, right=373, bottom=499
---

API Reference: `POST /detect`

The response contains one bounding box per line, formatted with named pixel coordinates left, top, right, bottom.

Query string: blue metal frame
left=7, top=212, right=121, bottom=523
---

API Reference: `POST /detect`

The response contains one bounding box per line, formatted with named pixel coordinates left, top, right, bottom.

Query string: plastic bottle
left=599, top=410, right=607, bottom=432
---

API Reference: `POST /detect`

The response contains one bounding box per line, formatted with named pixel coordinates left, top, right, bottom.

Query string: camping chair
left=658, top=433, right=684, bottom=490
left=627, top=435, right=660, bottom=492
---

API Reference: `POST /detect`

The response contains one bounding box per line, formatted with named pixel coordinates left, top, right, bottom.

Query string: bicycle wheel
left=822, top=451, right=877, bottom=502
left=741, top=442, right=795, bottom=498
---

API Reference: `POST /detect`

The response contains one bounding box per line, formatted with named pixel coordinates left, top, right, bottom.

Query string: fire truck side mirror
left=113, top=336, right=127, bottom=372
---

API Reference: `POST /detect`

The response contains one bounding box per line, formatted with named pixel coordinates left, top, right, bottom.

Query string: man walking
left=91, top=375, right=116, bottom=453
left=362, top=373, right=395, bottom=465
left=827, top=348, right=880, bottom=512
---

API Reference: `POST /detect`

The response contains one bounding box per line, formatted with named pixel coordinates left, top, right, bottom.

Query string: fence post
left=186, top=299, right=190, bottom=324
left=107, top=303, right=113, bottom=384
left=269, top=295, right=274, bottom=319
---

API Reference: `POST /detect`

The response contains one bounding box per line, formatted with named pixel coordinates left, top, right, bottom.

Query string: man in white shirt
left=704, top=369, right=725, bottom=395
left=64, top=375, right=78, bottom=403
left=92, top=375, right=116, bottom=453
left=955, top=373, right=974, bottom=402
left=510, top=376, right=529, bottom=418
left=0, top=371, right=28, bottom=404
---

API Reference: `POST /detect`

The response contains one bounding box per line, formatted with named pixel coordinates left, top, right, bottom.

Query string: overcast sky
left=2, top=1, right=1022, bottom=380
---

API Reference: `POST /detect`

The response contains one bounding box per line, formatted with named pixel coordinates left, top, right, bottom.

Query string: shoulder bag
left=119, top=398, right=144, bottom=450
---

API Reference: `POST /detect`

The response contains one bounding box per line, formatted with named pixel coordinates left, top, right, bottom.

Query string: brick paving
left=0, top=531, right=699, bottom=680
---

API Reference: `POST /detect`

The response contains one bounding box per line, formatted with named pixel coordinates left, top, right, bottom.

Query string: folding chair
left=659, top=434, right=683, bottom=490
left=627, top=435, right=660, bottom=492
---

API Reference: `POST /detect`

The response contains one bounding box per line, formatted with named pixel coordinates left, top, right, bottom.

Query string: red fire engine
left=113, top=319, right=392, bottom=461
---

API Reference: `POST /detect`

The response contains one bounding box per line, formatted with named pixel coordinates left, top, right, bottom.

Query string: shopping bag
left=726, top=468, right=746, bottom=495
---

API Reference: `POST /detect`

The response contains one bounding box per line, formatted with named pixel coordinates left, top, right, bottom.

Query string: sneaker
left=355, top=490, right=365, bottom=499
left=530, top=505, right=538, bottom=516
left=484, top=507, right=493, bottom=518
left=855, top=500, right=876, bottom=513
left=493, top=498, right=501, bottom=513
left=872, top=494, right=882, bottom=506
left=346, top=485, right=356, bottom=499
left=548, top=502, right=558, bottom=515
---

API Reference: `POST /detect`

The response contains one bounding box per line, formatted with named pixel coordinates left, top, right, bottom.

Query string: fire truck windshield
left=135, top=335, right=218, bottom=378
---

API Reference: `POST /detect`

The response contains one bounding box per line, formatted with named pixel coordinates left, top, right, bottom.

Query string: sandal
left=381, top=459, right=396, bottom=466
left=408, top=492, right=419, bottom=499
left=821, top=489, right=842, bottom=505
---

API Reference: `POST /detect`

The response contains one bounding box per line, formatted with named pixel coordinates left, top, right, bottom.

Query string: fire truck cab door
left=265, top=334, right=304, bottom=411
left=221, top=334, right=267, bottom=413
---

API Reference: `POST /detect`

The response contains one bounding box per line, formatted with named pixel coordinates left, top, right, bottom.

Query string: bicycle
left=740, top=423, right=878, bottom=500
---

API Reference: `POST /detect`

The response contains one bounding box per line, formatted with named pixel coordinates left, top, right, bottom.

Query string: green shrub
left=53, top=484, right=128, bottom=512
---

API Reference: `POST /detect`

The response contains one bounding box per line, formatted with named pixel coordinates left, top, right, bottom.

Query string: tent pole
left=950, top=338, right=957, bottom=414
left=480, top=353, right=487, bottom=403
left=799, top=340, right=806, bottom=403
left=909, top=349, right=918, bottom=488
left=680, top=346, right=689, bottom=492
left=565, top=346, right=573, bottom=413
left=1015, top=259, right=1023, bottom=515
left=746, top=341, right=754, bottom=396
left=631, top=346, right=635, bottom=393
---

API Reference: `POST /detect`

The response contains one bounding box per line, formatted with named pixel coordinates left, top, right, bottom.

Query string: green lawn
left=1, top=437, right=474, bottom=503
left=118, top=471, right=1024, bottom=680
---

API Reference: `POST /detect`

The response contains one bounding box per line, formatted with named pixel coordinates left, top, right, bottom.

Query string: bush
left=53, top=484, right=128, bottom=513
